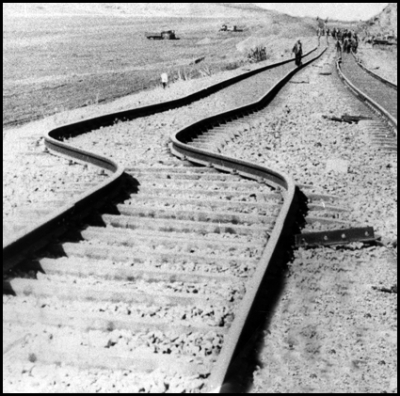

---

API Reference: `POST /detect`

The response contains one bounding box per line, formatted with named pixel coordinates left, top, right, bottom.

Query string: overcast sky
left=254, top=3, right=388, bottom=21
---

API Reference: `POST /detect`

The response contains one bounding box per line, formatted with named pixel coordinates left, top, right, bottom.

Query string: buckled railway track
left=337, top=52, right=397, bottom=154
left=3, top=47, right=336, bottom=393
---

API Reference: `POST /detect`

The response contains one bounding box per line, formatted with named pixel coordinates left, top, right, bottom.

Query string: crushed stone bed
left=216, top=49, right=396, bottom=393
left=3, top=43, right=396, bottom=394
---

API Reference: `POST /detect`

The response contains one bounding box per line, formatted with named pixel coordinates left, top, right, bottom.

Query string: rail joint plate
left=295, top=227, right=375, bottom=247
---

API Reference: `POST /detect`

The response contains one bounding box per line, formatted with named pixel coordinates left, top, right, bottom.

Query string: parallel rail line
left=337, top=53, right=397, bottom=132
left=4, top=47, right=332, bottom=393
left=353, top=52, right=397, bottom=90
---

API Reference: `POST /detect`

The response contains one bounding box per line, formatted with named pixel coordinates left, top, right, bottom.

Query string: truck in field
left=145, top=30, right=177, bottom=40
left=219, top=24, right=243, bottom=32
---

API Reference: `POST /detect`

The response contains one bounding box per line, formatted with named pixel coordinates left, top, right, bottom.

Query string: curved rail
left=352, top=52, right=397, bottom=90
left=4, top=45, right=325, bottom=393
left=3, top=123, right=125, bottom=271
left=336, top=58, right=397, bottom=132
left=3, top=47, right=317, bottom=271
left=171, top=48, right=327, bottom=392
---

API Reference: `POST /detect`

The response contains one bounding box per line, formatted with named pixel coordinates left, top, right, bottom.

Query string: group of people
left=317, top=27, right=332, bottom=45
left=333, top=28, right=359, bottom=57
left=317, top=26, right=359, bottom=57
left=160, top=26, right=362, bottom=89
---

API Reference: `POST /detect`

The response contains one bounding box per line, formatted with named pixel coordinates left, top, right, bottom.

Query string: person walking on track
left=292, top=39, right=303, bottom=66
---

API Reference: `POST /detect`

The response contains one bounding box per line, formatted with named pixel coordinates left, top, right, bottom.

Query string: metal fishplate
left=295, top=227, right=375, bottom=248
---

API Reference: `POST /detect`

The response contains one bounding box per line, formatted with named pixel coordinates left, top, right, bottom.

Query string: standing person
left=317, top=27, right=321, bottom=46
left=335, top=38, right=343, bottom=58
left=346, top=36, right=352, bottom=53
left=292, top=39, right=303, bottom=66
left=351, top=37, right=358, bottom=53
left=161, top=72, right=168, bottom=89
left=343, top=36, right=350, bottom=54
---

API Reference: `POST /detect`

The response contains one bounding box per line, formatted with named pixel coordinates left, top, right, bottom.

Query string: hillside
left=363, top=3, right=397, bottom=36
left=3, top=3, right=273, bottom=19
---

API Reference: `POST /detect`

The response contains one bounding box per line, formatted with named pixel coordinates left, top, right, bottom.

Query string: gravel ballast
left=3, top=42, right=396, bottom=393
left=217, top=49, right=397, bottom=393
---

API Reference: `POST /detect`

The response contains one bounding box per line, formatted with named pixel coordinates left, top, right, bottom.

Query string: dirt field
left=3, top=14, right=315, bottom=128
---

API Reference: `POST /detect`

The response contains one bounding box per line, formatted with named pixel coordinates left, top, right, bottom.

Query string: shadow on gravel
left=220, top=187, right=309, bottom=393
left=3, top=173, right=140, bottom=293
left=3, top=281, right=16, bottom=296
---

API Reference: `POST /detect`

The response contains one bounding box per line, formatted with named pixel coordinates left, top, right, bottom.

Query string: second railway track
left=336, top=51, right=397, bottom=158
left=339, top=52, right=397, bottom=129
left=3, top=47, right=340, bottom=393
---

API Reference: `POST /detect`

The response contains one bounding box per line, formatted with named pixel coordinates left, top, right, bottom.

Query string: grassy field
left=3, top=15, right=314, bottom=128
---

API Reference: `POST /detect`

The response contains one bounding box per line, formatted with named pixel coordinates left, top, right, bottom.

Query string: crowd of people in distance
left=317, top=26, right=359, bottom=57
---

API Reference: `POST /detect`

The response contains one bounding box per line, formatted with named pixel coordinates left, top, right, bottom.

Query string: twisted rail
left=3, top=45, right=326, bottom=393
left=170, top=48, right=327, bottom=392
left=3, top=47, right=317, bottom=271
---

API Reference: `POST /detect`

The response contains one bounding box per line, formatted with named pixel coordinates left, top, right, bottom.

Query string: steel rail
left=3, top=134, right=124, bottom=272
left=3, top=47, right=318, bottom=271
left=170, top=48, right=327, bottom=393
left=352, top=51, right=397, bottom=90
left=336, top=58, right=397, bottom=132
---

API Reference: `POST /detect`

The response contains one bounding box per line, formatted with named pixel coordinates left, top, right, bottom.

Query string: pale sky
left=254, top=3, right=388, bottom=21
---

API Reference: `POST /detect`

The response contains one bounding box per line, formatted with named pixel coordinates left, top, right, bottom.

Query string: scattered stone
left=28, top=353, right=37, bottom=363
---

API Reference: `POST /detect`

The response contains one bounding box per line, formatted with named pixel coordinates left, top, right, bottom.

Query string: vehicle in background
left=145, top=30, right=177, bottom=40
left=219, top=24, right=243, bottom=32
